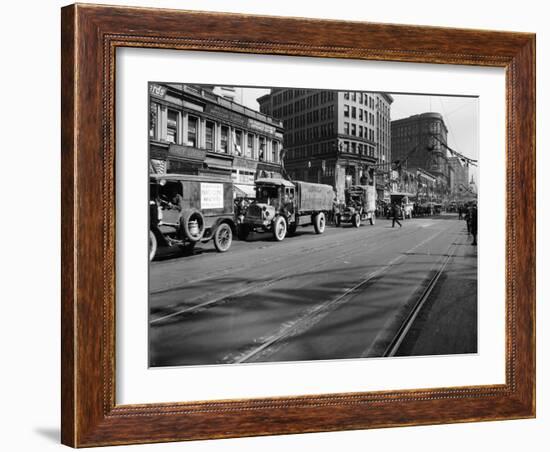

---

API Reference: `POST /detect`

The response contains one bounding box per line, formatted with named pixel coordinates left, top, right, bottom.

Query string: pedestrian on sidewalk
left=464, top=205, right=471, bottom=234
left=470, top=203, right=478, bottom=245
left=391, top=203, right=402, bottom=228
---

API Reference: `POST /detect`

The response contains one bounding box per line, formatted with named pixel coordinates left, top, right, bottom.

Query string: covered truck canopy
left=294, top=180, right=335, bottom=212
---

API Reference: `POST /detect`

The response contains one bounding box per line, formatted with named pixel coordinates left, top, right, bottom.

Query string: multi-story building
left=203, top=85, right=243, bottom=104
left=448, top=156, right=469, bottom=198
left=391, top=112, right=450, bottom=187
left=149, top=83, right=284, bottom=197
left=257, top=89, right=393, bottom=200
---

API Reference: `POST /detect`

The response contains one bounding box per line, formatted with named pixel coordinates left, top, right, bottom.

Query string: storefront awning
left=233, top=184, right=256, bottom=198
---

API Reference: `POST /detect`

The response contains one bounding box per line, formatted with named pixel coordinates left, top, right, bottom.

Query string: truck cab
left=241, top=178, right=334, bottom=242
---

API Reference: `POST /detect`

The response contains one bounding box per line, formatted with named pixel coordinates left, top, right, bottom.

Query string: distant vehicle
left=240, top=178, right=335, bottom=241
left=389, top=193, right=414, bottom=219
left=149, top=174, right=236, bottom=260
left=335, top=185, right=377, bottom=227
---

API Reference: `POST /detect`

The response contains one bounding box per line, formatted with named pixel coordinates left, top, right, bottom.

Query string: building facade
left=448, top=156, right=469, bottom=198
left=149, top=83, right=284, bottom=197
left=202, top=85, right=243, bottom=104
left=257, top=89, right=393, bottom=200
left=391, top=112, right=450, bottom=187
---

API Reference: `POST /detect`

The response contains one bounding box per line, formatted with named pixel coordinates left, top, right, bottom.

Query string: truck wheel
left=213, top=223, right=232, bottom=252
left=272, top=216, right=287, bottom=241
left=181, top=209, right=205, bottom=242
left=313, top=212, right=326, bottom=234
left=352, top=214, right=361, bottom=228
left=149, top=231, right=157, bottom=261
left=369, top=216, right=375, bottom=226
left=237, top=224, right=250, bottom=240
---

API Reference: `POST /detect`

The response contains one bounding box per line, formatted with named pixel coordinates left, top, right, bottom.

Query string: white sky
left=236, top=87, right=478, bottom=184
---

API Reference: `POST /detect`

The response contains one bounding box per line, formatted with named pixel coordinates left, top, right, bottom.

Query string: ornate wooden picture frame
left=61, top=3, right=535, bottom=447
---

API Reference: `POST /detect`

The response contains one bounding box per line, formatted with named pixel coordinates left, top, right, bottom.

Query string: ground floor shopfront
left=150, top=142, right=282, bottom=199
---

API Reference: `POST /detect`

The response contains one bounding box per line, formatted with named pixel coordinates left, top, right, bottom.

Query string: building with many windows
left=390, top=112, right=450, bottom=187
left=149, top=83, right=284, bottom=197
left=257, top=89, right=393, bottom=200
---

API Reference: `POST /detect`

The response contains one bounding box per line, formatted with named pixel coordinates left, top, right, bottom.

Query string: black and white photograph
left=148, top=83, right=479, bottom=368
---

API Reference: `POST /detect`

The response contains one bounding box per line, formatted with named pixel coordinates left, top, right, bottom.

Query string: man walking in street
left=391, top=203, right=402, bottom=228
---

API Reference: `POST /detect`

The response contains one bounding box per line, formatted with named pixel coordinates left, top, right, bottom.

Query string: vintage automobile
left=335, top=185, right=377, bottom=227
left=239, top=178, right=335, bottom=242
left=149, top=174, right=236, bottom=260
left=388, top=193, right=414, bottom=219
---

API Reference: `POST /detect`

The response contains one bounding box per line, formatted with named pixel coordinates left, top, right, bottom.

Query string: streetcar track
left=382, top=241, right=459, bottom=357
left=149, top=224, right=399, bottom=295
left=149, top=226, right=431, bottom=324
left=224, top=230, right=446, bottom=364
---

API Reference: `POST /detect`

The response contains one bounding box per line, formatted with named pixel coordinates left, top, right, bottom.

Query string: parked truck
left=149, top=173, right=236, bottom=260
left=239, top=178, right=335, bottom=241
left=335, top=185, right=377, bottom=227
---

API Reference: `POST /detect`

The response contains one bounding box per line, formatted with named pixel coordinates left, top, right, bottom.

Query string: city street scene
left=148, top=84, right=479, bottom=367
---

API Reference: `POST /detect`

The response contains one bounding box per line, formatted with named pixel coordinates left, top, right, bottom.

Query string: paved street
left=149, top=214, right=477, bottom=367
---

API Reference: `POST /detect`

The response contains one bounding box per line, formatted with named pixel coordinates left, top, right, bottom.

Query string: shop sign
left=248, top=118, right=276, bottom=135
left=168, top=144, right=206, bottom=161
left=149, top=84, right=167, bottom=98
left=205, top=105, right=248, bottom=126
left=233, top=157, right=258, bottom=170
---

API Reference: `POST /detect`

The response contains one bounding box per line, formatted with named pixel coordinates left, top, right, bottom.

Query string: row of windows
left=392, top=121, right=444, bottom=137
left=289, top=123, right=336, bottom=145
left=282, top=105, right=336, bottom=129
left=341, top=141, right=376, bottom=158
left=272, top=90, right=336, bottom=107
left=343, top=91, right=376, bottom=109
left=287, top=140, right=376, bottom=160
left=343, top=122, right=375, bottom=141
left=343, top=105, right=375, bottom=125
left=150, top=103, right=280, bottom=163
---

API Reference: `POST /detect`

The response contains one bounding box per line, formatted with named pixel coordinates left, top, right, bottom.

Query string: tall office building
left=257, top=89, right=393, bottom=200
left=391, top=112, right=450, bottom=186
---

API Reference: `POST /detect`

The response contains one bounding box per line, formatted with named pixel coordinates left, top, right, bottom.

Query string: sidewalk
left=395, top=223, right=478, bottom=356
